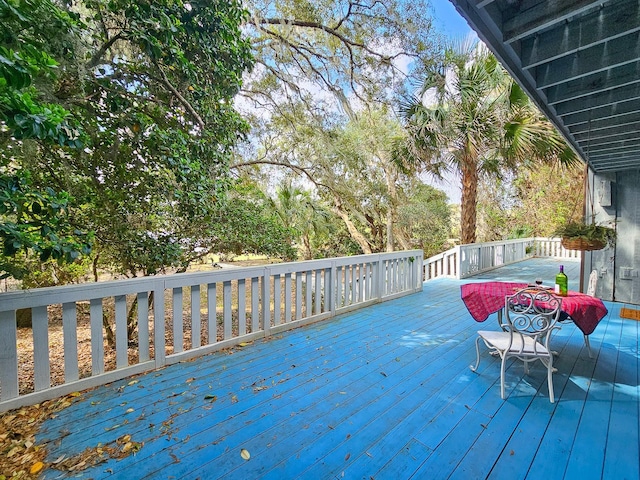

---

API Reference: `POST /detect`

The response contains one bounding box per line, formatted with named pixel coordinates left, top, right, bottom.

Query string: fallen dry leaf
left=0, top=393, right=82, bottom=479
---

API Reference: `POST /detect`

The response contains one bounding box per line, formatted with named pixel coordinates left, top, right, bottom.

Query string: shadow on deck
left=36, top=258, right=639, bottom=479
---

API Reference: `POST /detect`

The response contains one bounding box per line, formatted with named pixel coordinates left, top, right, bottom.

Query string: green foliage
left=2, top=0, right=260, bottom=281
left=0, top=0, right=90, bottom=279
left=16, top=255, right=93, bottom=289
left=213, top=183, right=298, bottom=261
left=476, top=163, right=586, bottom=242
left=312, top=221, right=362, bottom=258
left=396, top=182, right=451, bottom=257
left=267, top=181, right=336, bottom=260
left=0, top=174, right=92, bottom=279
left=0, top=0, right=83, bottom=145
left=509, top=163, right=584, bottom=239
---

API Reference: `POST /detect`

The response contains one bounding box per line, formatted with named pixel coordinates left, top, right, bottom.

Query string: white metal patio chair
left=470, top=287, right=563, bottom=403
left=582, top=269, right=599, bottom=357
left=587, top=269, right=598, bottom=297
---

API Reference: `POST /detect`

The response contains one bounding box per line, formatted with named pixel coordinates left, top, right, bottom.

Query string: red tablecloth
left=460, top=282, right=608, bottom=335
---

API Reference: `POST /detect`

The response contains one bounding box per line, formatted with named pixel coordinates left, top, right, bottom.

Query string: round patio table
left=460, top=281, right=608, bottom=336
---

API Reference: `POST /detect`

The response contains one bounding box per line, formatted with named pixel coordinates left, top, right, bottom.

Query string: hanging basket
left=561, top=237, right=606, bottom=251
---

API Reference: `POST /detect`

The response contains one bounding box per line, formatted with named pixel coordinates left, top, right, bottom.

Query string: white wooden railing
left=424, top=237, right=581, bottom=280
left=0, top=250, right=423, bottom=412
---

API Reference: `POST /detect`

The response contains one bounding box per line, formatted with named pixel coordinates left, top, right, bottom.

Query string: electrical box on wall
left=619, top=267, right=639, bottom=279
left=599, top=180, right=612, bottom=207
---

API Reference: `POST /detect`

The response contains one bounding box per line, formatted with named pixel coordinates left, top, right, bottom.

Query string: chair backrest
left=504, top=288, right=562, bottom=347
left=587, top=269, right=598, bottom=297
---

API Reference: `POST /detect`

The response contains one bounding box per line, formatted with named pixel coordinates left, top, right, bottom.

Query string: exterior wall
left=586, top=169, right=640, bottom=304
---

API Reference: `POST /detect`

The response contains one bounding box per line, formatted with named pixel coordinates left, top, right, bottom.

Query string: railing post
left=153, top=281, right=166, bottom=368
left=251, top=277, right=260, bottom=332
left=207, top=282, right=217, bottom=344
left=89, top=298, right=104, bottom=375
left=32, top=306, right=50, bottom=391
left=377, top=254, right=386, bottom=299
left=62, top=302, right=79, bottom=381
left=172, top=287, right=184, bottom=353
left=138, top=292, right=150, bottom=363
left=327, top=264, right=336, bottom=314
left=0, top=310, right=18, bottom=401
left=261, top=267, right=272, bottom=336
left=191, top=285, right=202, bottom=348
left=115, top=295, right=128, bottom=368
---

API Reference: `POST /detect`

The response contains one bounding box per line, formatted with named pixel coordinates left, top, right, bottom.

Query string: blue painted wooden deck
left=38, top=258, right=639, bottom=479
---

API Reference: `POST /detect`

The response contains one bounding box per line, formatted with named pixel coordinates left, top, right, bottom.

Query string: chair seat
left=477, top=330, right=549, bottom=356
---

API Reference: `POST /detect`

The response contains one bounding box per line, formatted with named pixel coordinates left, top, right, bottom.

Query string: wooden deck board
left=33, top=258, right=640, bottom=479
left=602, top=311, right=639, bottom=480
left=456, top=326, right=576, bottom=480
left=563, top=306, right=620, bottom=480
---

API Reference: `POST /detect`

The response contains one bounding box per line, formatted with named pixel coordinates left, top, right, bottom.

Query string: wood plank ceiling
left=450, top=0, right=640, bottom=173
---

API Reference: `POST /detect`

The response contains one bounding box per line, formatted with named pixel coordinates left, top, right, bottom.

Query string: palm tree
left=401, top=39, right=576, bottom=244
left=270, top=182, right=332, bottom=260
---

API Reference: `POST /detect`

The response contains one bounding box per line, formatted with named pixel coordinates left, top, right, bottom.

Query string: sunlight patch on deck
left=399, top=331, right=460, bottom=347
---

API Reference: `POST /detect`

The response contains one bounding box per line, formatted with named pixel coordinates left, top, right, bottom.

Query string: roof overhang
left=450, top=0, right=640, bottom=173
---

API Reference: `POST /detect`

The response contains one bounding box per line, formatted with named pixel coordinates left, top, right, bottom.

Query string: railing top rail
left=0, top=250, right=424, bottom=311
left=458, top=237, right=535, bottom=248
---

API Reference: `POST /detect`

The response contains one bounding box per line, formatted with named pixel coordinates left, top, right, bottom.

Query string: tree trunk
left=393, top=226, right=412, bottom=250
left=303, top=234, right=312, bottom=260
left=383, top=162, right=401, bottom=252
left=386, top=214, right=394, bottom=252
left=332, top=198, right=373, bottom=254
left=460, top=158, right=479, bottom=244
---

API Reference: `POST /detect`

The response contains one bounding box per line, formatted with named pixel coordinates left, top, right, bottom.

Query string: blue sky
left=430, top=1, right=472, bottom=39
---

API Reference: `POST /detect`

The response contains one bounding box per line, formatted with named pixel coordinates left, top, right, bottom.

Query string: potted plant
left=554, top=221, right=616, bottom=251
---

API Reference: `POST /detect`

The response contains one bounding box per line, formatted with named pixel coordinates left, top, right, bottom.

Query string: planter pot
left=561, top=237, right=606, bottom=251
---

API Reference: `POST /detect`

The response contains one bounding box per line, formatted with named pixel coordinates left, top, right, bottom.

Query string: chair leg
left=584, top=334, right=593, bottom=358
left=470, top=336, right=482, bottom=372
left=500, top=354, right=508, bottom=399
left=547, top=356, right=555, bottom=403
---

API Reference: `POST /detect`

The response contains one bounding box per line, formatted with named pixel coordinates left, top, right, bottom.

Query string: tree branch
left=231, top=159, right=332, bottom=191
left=153, top=61, right=206, bottom=130
left=87, top=32, right=124, bottom=68
left=256, top=17, right=386, bottom=60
